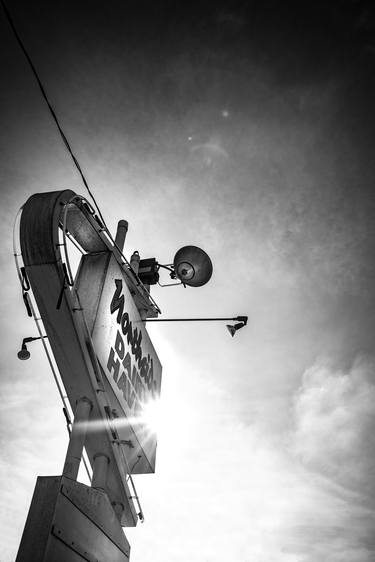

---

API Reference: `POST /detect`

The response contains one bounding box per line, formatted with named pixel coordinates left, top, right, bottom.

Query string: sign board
left=20, top=190, right=162, bottom=522
left=90, top=256, right=162, bottom=471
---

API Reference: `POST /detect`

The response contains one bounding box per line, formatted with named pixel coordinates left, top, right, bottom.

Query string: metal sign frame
left=19, top=189, right=162, bottom=526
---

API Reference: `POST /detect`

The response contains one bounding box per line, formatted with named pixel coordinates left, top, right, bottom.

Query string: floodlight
left=173, top=245, right=213, bottom=287
left=226, top=322, right=246, bottom=337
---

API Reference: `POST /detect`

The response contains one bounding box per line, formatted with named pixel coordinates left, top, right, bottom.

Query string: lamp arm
left=144, top=316, right=247, bottom=323
left=23, top=335, right=48, bottom=344
left=156, top=263, right=175, bottom=274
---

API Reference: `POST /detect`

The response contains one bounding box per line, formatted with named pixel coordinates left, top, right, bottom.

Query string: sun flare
left=140, top=399, right=163, bottom=433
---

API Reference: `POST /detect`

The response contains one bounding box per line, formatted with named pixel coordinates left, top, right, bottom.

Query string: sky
left=1, top=1, right=375, bottom=560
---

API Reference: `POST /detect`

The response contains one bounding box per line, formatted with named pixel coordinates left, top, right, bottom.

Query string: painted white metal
left=16, top=476, right=131, bottom=562
left=91, top=255, right=162, bottom=472
left=92, top=454, right=110, bottom=491
left=19, top=189, right=162, bottom=526
left=63, top=397, right=93, bottom=480
left=115, top=220, right=129, bottom=252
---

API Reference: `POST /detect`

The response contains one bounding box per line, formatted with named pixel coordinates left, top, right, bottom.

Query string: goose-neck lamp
left=17, top=336, right=47, bottom=360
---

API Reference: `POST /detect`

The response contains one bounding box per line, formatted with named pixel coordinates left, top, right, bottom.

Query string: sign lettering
left=106, top=279, right=157, bottom=414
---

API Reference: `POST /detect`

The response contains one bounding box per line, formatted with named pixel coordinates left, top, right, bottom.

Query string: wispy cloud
left=292, top=356, right=375, bottom=500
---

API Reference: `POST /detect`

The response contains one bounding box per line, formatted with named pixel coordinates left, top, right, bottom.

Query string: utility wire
left=1, top=0, right=106, bottom=228
left=2, top=1, right=163, bottom=317
left=6, top=0, right=156, bottom=501
left=1, top=0, right=162, bottom=312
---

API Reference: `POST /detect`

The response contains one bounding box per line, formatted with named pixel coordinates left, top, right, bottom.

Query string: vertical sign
left=91, top=256, right=162, bottom=472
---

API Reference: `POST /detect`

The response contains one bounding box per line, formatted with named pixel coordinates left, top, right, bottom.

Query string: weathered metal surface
left=18, top=190, right=162, bottom=524
left=65, top=203, right=108, bottom=253
left=75, top=252, right=162, bottom=473
left=16, top=476, right=130, bottom=562
left=16, top=476, right=61, bottom=562
left=74, top=253, right=110, bottom=334
left=19, top=257, right=136, bottom=525
left=20, top=190, right=69, bottom=265
left=63, top=397, right=93, bottom=480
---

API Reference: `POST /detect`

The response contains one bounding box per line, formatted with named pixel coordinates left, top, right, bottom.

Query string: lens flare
left=73, top=400, right=162, bottom=435
left=139, top=399, right=162, bottom=433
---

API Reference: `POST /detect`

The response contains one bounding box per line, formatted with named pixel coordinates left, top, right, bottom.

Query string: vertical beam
left=115, top=220, right=128, bottom=252
left=130, top=251, right=140, bottom=274
left=92, top=453, right=110, bottom=491
left=63, top=397, right=92, bottom=480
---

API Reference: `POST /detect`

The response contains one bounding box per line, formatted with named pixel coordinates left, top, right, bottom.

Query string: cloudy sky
left=1, top=1, right=375, bottom=560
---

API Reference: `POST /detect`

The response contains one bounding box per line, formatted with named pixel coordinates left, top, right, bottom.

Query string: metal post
left=114, top=219, right=128, bottom=252
left=63, top=397, right=92, bottom=480
left=91, top=453, right=110, bottom=491
left=112, top=502, right=125, bottom=522
left=130, top=251, right=140, bottom=274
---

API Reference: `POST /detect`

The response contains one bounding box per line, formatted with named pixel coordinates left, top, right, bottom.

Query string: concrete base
left=16, top=475, right=130, bottom=562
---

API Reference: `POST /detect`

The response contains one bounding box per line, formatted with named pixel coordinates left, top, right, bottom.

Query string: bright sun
left=140, top=399, right=163, bottom=433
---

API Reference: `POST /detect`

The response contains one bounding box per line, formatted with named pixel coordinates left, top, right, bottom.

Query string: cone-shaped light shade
left=173, top=246, right=213, bottom=287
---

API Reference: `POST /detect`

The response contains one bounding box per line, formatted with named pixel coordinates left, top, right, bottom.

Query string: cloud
left=291, top=356, right=375, bottom=502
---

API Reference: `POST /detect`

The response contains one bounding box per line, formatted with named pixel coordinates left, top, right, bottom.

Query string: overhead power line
left=1, top=0, right=106, bottom=229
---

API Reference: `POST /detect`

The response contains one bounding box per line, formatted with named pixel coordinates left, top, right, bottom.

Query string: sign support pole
left=115, top=219, right=129, bottom=252
left=62, top=397, right=92, bottom=481
left=92, top=453, right=110, bottom=491
left=16, top=391, right=131, bottom=562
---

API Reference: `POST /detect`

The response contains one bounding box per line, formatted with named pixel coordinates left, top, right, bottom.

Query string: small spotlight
left=17, top=335, right=47, bottom=360
left=17, top=342, right=30, bottom=360
left=226, top=322, right=246, bottom=337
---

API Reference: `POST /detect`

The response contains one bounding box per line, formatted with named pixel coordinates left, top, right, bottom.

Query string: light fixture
left=137, top=245, right=213, bottom=288
left=17, top=336, right=47, bottom=360
left=144, top=315, right=248, bottom=337
left=225, top=315, right=248, bottom=336
left=17, top=342, right=31, bottom=360
left=173, top=245, right=213, bottom=287
left=226, top=322, right=246, bottom=337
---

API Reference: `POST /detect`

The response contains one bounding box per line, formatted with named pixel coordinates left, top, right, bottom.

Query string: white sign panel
left=92, top=257, right=162, bottom=471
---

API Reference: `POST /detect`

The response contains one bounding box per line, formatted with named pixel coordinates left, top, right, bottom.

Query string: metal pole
left=130, top=251, right=140, bottom=274
left=91, top=453, right=110, bottom=491
left=114, top=219, right=128, bottom=252
left=144, top=317, right=242, bottom=322
left=63, top=397, right=92, bottom=480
